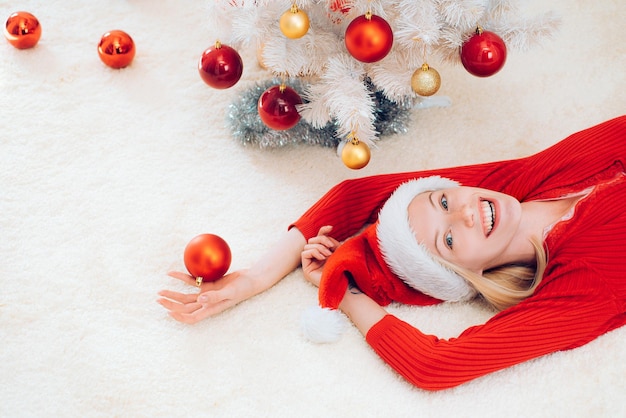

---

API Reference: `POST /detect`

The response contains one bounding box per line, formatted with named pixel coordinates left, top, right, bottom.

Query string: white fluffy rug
left=1, top=1, right=625, bottom=417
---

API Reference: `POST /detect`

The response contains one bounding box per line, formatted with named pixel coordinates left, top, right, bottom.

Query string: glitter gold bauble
left=411, top=63, right=441, bottom=96
left=4, top=11, right=42, bottom=49
left=341, top=140, right=371, bottom=170
left=279, top=6, right=310, bottom=39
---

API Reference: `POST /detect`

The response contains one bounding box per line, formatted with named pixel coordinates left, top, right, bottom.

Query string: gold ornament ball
left=341, top=140, right=371, bottom=170
left=411, top=63, right=441, bottom=96
left=279, top=7, right=310, bottom=39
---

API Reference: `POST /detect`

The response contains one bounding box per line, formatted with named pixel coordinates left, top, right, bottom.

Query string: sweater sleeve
left=290, top=160, right=512, bottom=242
left=291, top=115, right=626, bottom=242
left=365, top=263, right=622, bottom=391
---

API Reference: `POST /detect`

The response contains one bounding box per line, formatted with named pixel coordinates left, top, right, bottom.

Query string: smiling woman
left=160, top=116, right=626, bottom=391
left=406, top=183, right=547, bottom=310
left=294, top=115, right=626, bottom=390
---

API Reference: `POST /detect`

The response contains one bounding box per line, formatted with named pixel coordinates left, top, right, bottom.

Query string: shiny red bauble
left=198, top=42, right=243, bottom=89
left=460, top=29, right=507, bottom=77
left=97, top=30, right=136, bottom=69
left=4, top=11, right=42, bottom=49
left=184, top=234, right=232, bottom=283
left=257, top=85, right=302, bottom=130
left=344, top=13, right=393, bottom=63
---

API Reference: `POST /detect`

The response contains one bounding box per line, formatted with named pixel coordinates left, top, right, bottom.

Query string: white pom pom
left=300, top=306, right=347, bottom=344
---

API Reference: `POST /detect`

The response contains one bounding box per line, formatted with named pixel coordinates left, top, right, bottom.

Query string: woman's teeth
left=481, top=200, right=495, bottom=236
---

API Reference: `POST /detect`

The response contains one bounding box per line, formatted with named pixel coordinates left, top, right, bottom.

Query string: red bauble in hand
left=98, top=30, right=136, bottom=69
left=198, top=42, right=243, bottom=89
left=344, top=12, right=393, bottom=63
left=460, top=28, right=507, bottom=77
left=258, top=85, right=302, bottom=130
left=4, top=11, right=42, bottom=49
left=184, top=234, right=232, bottom=284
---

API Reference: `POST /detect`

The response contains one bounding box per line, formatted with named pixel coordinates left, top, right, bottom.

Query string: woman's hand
left=157, top=269, right=256, bottom=324
left=301, top=225, right=340, bottom=287
left=158, top=228, right=308, bottom=325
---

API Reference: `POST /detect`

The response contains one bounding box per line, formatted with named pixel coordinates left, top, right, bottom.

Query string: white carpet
left=1, top=1, right=625, bottom=417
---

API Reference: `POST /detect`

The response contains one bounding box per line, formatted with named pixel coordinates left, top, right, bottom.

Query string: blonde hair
left=436, top=238, right=547, bottom=311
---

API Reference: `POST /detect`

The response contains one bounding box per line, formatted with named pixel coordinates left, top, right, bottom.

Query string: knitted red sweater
left=292, top=115, right=626, bottom=390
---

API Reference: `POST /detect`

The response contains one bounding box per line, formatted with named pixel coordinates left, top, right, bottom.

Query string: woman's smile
left=480, top=199, right=495, bottom=236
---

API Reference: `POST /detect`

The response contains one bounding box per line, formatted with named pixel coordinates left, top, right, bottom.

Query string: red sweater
left=292, top=115, right=626, bottom=390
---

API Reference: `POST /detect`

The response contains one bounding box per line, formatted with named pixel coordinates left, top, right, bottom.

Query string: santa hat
left=301, top=176, right=477, bottom=343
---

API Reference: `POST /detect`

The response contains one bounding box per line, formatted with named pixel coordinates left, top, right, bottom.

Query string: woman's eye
left=440, top=195, right=449, bottom=210
left=445, top=231, right=453, bottom=249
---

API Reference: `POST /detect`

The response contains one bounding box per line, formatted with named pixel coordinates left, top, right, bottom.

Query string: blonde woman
left=160, top=115, right=626, bottom=390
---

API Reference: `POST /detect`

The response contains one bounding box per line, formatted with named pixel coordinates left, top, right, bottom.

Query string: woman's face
left=407, top=186, right=522, bottom=274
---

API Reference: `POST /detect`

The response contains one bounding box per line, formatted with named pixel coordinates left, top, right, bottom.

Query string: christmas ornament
left=227, top=79, right=414, bottom=149
left=344, top=12, right=393, bottom=63
left=341, top=137, right=371, bottom=169
left=4, top=11, right=41, bottom=49
left=97, top=30, right=135, bottom=69
left=257, top=84, right=302, bottom=130
left=184, top=234, right=232, bottom=286
left=279, top=5, right=310, bottom=39
left=411, top=63, right=441, bottom=96
left=460, top=27, right=507, bottom=77
left=198, top=41, right=244, bottom=89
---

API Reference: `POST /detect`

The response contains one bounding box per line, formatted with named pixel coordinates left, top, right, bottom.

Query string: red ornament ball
left=258, top=85, right=302, bottom=130
left=460, top=29, right=507, bottom=77
left=98, top=30, right=135, bottom=69
left=198, top=42, right=243, bottom=89
left=4, top=11, right=42, bottom=49
left=184, top=234, right=232, bottom=283
left=344, top=13, right=393, bottom=63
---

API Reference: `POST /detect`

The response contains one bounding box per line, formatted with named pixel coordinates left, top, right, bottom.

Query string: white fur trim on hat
left=377, top=177, right=477, bottom=302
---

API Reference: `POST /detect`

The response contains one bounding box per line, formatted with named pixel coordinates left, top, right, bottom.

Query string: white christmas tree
left=204, top=0, right=559, bottom=167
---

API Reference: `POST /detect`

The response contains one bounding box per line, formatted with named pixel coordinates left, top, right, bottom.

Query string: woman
left=158, top=115, right=626, bottom=390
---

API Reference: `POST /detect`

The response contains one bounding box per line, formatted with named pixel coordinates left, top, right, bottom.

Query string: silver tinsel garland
left=226, top=78, right=415, bottom=149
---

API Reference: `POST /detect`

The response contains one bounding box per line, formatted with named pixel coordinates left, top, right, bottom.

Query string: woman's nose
left=454, top=204, right=474, bottom=227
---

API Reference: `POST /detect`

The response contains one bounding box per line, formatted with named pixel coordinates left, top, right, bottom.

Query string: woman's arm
left=158, top=227, right=306, bottom=324
left=356, top=279, right=620, bottom=391
left=338, top=283, right=387, bottom=336
left=338, top=288, right=619, bottom=391
left=160, top=162, right=522, bottom=323
left=160, top=160, right=517, bottom=323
